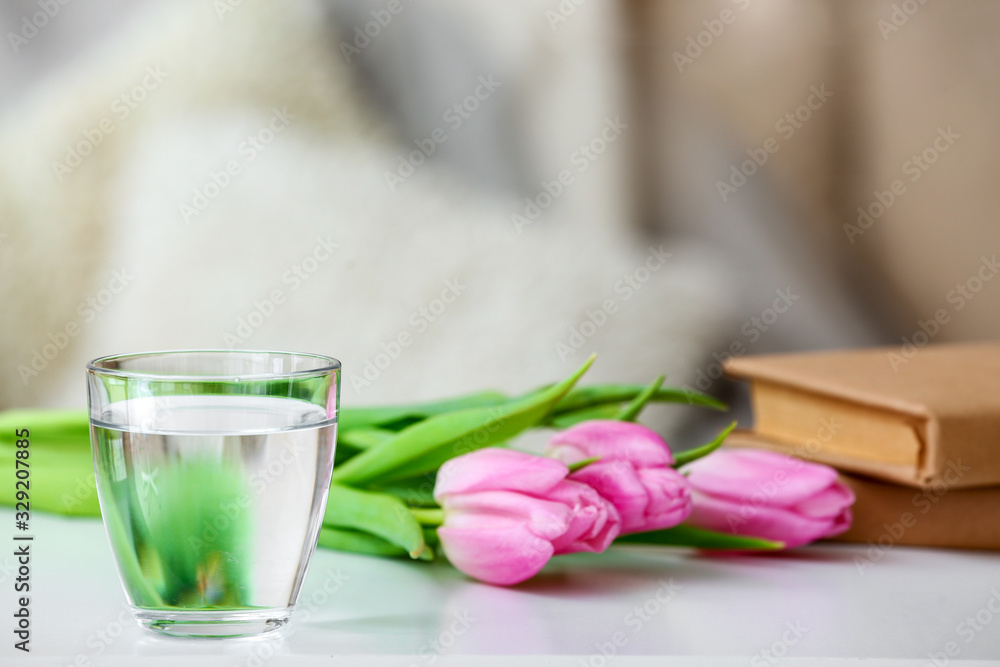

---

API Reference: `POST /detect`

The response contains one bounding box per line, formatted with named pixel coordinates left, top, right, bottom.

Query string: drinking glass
left=86, top=350, right=340, bottom=638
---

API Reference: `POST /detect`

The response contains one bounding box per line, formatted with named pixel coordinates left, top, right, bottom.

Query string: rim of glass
left=87, top=349, right=341, bottom=381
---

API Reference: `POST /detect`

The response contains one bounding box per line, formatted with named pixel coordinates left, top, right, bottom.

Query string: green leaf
left=318, top=526, right=435, bottom=561
left=422, top=527, right=440, bottom=548
left=672, top=421, right=737, bottom=468
left=0, top=409, right=101, bottom=516
left=0, top=409, right=90, bottom=450
left=323, top=484, right=426, bottom=559
left=331, top=356, right=595, bottom=485
left=0, top=444, right=98, bottom=517
left=548, top=404, right=621, bottom=429
left=338, top=391, right=509, bottom=431
left=137, top=462, right=253, bottom=607
left=567, top=456, right=600, bottom=473
left=334, top=443, right=362, bottom=467
left=616, top=524, right=783, bottom=550
left=370, top=477, right=438, bottom=507
left=410, top=508, right=444, bottom=526
left=98, top=484, right=166, bottom=606
left=615, top=376, right=665, bottom=422
left=338, top=427, right=395, bottom=450
left=548, top=384, right=726, bottom=420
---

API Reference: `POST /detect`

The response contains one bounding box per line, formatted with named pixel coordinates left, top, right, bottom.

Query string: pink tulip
left=548, top=420, right=675, bottom=467
left=546, top=420, right=693, bottom=534
left=434, top=448, right=621, bottom=586
left=684, top=448, right=854, bottom=548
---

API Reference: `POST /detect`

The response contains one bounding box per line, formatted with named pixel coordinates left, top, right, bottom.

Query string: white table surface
left=2, top=508, right=999, bottom=667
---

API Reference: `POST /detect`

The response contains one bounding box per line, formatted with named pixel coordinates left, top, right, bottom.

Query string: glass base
left=133, top=607, right=292, bottom=638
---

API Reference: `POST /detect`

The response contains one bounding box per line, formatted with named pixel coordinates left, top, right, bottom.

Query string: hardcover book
left=724, top=343, right=1000, bottom=489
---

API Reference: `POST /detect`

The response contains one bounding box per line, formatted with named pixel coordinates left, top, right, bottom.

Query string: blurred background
left=1, top=0, right=997, bottom=443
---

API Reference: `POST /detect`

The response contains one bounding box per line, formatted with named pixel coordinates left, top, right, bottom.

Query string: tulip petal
left=548, top=480, right=621, bottom=554
left=792, top=483, right=856, bottom=519
left=441, top=490, right=573, bottom=542
left=684, top=449, right=838, bottom=506
left=636, top=467, right=693, bottom=531
left=570, top=461, right=649, bottom=533
left=548, top=420, right=674, bottom=467
left=437, top=525, right=555, bottom=585
left=826, top=507, right=853, bottom=537
left=435, top=448, right=569, bottom=500
left=688, top=490, right=839, bottom=548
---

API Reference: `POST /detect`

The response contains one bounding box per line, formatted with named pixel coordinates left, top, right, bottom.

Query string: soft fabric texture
left=0, top=0, right=735, bottom=447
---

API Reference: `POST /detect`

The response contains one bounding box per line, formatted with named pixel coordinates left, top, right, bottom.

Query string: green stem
left=614, top=375, right=665, bottom=422
left=410, top=508, right=445, bottom=526
left=672, top=420, right=737, bottom=468
left=567, top=456, right=600, bottom=473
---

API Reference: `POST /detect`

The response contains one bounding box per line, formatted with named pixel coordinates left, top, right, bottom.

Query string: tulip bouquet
left=0, top=356, right=854, bottom=586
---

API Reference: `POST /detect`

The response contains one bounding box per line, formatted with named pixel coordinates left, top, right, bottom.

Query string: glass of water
left=86, top=350, right=340, bottom=638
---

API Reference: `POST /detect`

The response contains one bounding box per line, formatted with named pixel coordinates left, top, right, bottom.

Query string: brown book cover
left=725, top=432, right=1000, bottom=550
left=724, top=343, right=1000, bottom=489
